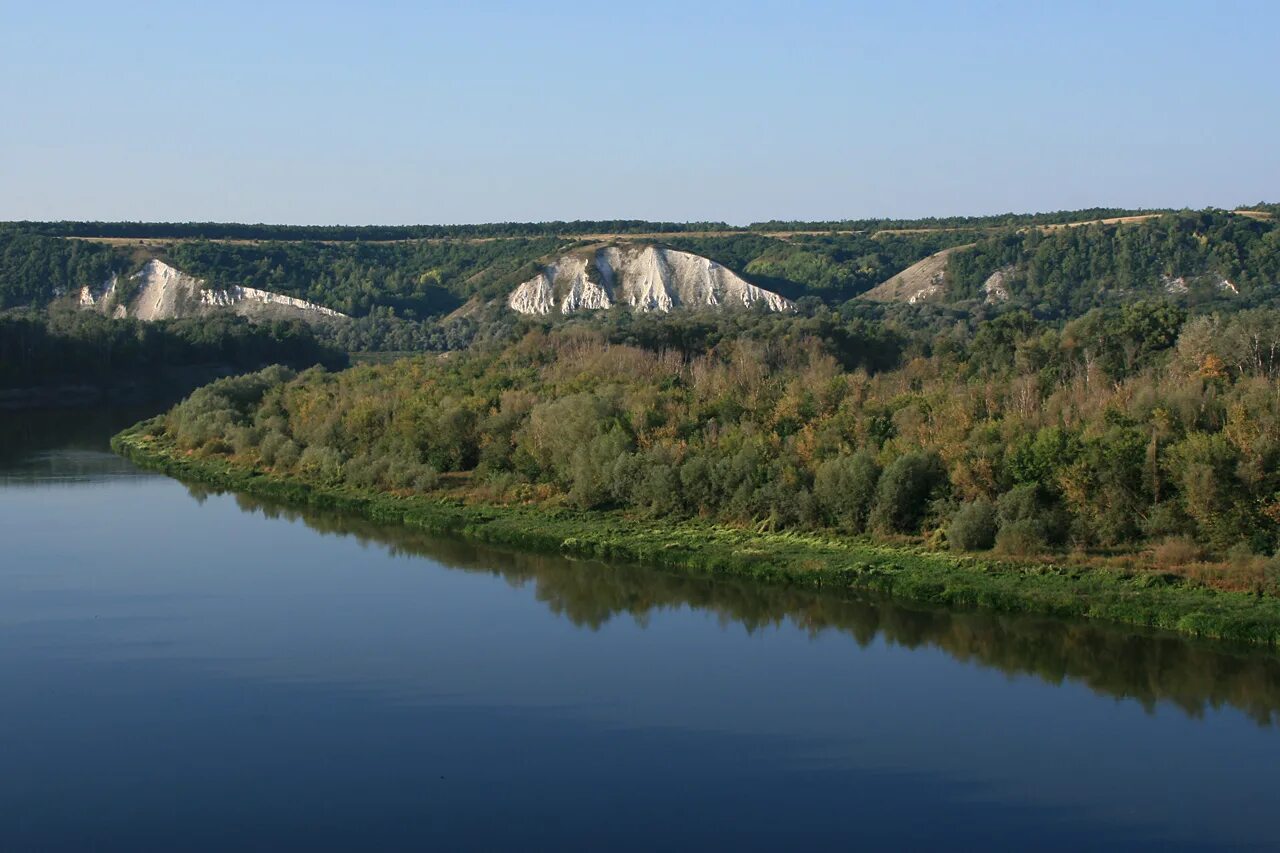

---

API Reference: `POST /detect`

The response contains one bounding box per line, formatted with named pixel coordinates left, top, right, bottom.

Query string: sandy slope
left=858, top=245, right=974, bottom=303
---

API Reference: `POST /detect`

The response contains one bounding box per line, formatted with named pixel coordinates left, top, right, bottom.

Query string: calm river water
left=3, top=407, right=1279, bottom=851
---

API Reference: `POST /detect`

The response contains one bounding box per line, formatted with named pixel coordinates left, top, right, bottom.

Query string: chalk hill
left=79, top=260, right=346, bottom=322
left=508, top=245, right=792, bottom=315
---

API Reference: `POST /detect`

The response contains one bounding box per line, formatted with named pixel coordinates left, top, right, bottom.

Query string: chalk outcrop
left=508, top=246, right=792, bottom=315
left=80, top=260, right=346, bottom=323
left=982, top=266, right=1015, bottom=303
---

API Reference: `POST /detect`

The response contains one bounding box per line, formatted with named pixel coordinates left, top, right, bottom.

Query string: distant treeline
left=0, top=207, right=1189, bottom=242
left=0, top=309, right=347, bottom=387
left=1, top=220, right=736, bottom=241
left=749, top=207, right=1171, bottom=232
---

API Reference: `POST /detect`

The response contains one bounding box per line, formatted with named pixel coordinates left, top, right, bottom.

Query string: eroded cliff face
left=79, top=260, right=347, bottom=322
left=508, top=246, right=792, bottom=315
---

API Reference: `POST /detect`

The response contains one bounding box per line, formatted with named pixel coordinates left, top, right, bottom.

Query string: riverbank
left=112, top=422, right=1280, bottom=647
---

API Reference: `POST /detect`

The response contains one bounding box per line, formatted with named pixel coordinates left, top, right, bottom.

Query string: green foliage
left=165, top=237, right=559, bottom=317
left=1166, top=432, right=1253, bottom=550
left=1006, top=428, right=1081, bottom=488
left=664, top=232, right=981, bottom=302
left=129, top=250, right=1280, bottom=562
left=0, top=309, right=346, bottom=387
left=996, top=484, right=1070, bottom=546
left=0, top=231, right=129, bottom=308
left=949, top=500, right=998, bottom=551
left=995, top=519, right=1048, bottom=557
left=948, top=212, right=1280, bottom=317
left=166, top=366, right=297, bottom=451
left=813, top=451, right=881, bottom=532
left=870, top=451, right=950, bottom=534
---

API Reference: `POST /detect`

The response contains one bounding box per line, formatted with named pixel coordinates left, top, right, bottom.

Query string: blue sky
left=1, top=1, right=1276, bottom=224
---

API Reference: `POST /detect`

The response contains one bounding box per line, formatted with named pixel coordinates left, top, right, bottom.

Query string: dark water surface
left=3, top=409, right=1279, bottom=851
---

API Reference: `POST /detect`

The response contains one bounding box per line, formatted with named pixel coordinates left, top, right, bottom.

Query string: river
left=2, top=407, right=1279, bottom=851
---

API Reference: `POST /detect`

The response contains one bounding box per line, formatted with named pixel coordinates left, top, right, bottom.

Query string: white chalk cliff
left=80, top=260, right=346, bottom=322
left=508, top=246, right=793, bottom=315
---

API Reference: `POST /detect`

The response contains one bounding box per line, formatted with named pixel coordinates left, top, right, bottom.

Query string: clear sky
left=2, top=0, right=1276, bottom=225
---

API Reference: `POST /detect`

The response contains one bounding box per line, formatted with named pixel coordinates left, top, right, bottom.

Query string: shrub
left=342, top=452, right=387, bottom=488
left=410, top=465, right=441, bottom=492
left=1264, top=554, right=1280, bottom=595
left=258, top=430, right=288, bottom=466
left=274, top=438, right=301, bottom=468
left=567, top=428, right=633, bottom=509
left=997, top=483, right=1040, bottom=526
left=678, top=454, right=717, bottom=514
left=298, top=444, right=345, bottom=485
left=228, top=425, right=261, bottom=456
left=1143, top=502, right=1192, bottom=540
left=949, top=500, right=998, bottom=551
left=996, top=483, right=1069, bottom=545
left=995, top=519, right=1046, bottom=556
left=870, top=451, right=949, bottom=534
left=813, top=450, right=881, bottom=532
left=1152, top=536, right=1204, bottom=568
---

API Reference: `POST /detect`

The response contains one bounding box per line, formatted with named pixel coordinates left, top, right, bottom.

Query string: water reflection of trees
left=0, top=405, right=165, bottom=482
left=221, top=487, right=1280, bottom=726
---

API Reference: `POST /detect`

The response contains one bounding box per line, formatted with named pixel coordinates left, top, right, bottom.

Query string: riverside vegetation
left=114, top=296, right=1280, bottom=645
left=8, top=206, right=1277, bottom=640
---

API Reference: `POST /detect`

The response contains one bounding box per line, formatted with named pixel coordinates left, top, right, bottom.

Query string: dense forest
left=163, top=237, right=559, bottom=317
left=948, top=211, right=1280, bottom=317
left=0, top=310, right=346, bottom=386
left=154, top=300, right=1280, bottom=591
left=664, top=230, right=982, bottom=302
left=0, top=230, right=130, bottom=309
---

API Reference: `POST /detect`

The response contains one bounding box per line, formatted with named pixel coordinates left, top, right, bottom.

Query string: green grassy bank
left=113, top=421, right=1280, bottom=647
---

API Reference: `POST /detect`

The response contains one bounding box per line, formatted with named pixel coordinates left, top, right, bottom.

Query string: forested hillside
left=2, top=207, right=1275, bottom=354
left=0, top=231, right=130, bottom=309
left=947, top=211, right=1280, bottom=317
left=152, top=300, right=1280, bottom=590
left=662, top=231, right=982, bottom=302
left=5, top=204, right=1274, bottom=325
left=164, top=238, right=562, bottom=317
left=0, top=310, right=346, bottom=387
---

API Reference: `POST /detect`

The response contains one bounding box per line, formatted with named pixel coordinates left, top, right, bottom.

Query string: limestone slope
left=80, top=260, right=347, bottom=322
left=508, top=246, right=792, bottom=315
